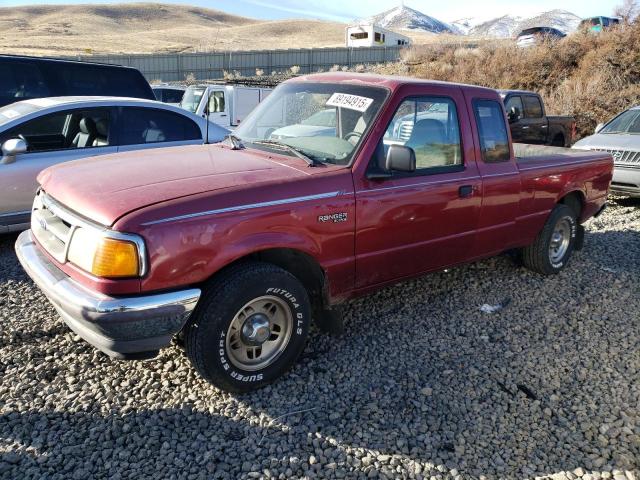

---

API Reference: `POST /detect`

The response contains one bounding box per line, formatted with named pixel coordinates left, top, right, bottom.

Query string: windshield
left=601, top=109, right=640, bottom=134
left=234, top=82, right=389, bottom=166
left=0, top=102, right=41, bottom=127
left=300, top=109, right=337, bottom=127
left=180, top=87, right=205, bottom=113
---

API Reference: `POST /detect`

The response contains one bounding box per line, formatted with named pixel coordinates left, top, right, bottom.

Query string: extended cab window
left=119, top=107, right=201, bottom=145
left=523, top=96, right=543, bottom=118
left=473, top=100, right=510, bottom=163
left=383, top=97, right=462, bottom=172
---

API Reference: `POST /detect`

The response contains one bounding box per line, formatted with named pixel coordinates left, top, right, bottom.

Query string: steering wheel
left=344, top=131, right=362, bottom=145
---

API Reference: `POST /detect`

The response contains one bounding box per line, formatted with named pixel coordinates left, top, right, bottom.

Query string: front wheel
left=522, top=204, right=578, bottom=275
left=184, top=262, right=311, bottom=393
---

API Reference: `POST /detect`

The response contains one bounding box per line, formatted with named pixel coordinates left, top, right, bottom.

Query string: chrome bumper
left=15, top=230, right=201, bottom=359
left=611, top=166, right=640, bottom=197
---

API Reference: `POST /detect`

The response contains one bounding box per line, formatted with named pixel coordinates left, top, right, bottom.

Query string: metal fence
left=64, top=46, right=404, bottom=82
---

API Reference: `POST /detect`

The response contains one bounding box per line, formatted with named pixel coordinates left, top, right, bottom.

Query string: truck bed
left=514, top=143, right=609, bottom=165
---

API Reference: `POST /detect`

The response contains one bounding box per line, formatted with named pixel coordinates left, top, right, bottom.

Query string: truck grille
left=596, top=148, right=640, bottom=167
left=31, top=191, right=78, bottom=264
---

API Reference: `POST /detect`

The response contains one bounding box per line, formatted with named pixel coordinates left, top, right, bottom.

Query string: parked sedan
left=573, top=106, right=640, bottom=197
left=0, top=97, right=229, bottom=232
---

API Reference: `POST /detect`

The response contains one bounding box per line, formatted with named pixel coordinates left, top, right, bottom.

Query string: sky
left=0, top=0, right=622, bottom=22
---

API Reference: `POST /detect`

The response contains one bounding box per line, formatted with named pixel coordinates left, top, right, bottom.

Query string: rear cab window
left=473, top=100, right=511, bottom=163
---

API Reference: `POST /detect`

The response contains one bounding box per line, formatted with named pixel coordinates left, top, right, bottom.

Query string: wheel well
left=552, top=133, right=565, bottom=146
left=559, top=191, right=584, bottom=218
left=226, top=248, right=326, bottom=305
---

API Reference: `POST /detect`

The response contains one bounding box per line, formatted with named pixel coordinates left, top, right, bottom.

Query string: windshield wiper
left=251, top=140, right=322, bottom=167
left=223, top=134, right=245, bottom=150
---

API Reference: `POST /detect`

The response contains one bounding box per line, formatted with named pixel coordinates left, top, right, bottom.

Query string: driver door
left=354, top=88, right=482, bottom=288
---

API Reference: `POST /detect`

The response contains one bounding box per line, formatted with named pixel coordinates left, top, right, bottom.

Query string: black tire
left=522, top=204, right=578, bottom=275
left=551, top=134, right=565, bottom=147
left=184, top=262, right=311, bottom=393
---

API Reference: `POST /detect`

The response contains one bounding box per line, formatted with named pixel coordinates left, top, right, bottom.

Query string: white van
left=345, top=24, right=411, bottom=48
left=180, top=85, right=272, bottom=128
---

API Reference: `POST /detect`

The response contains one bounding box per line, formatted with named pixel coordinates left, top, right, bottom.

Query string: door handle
left=522, top=126, right=530, bottom=130
left=459, top=185, right=475, bottom=198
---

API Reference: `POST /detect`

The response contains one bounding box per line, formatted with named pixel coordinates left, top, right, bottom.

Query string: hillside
left=375, top=23, right=640, bottom=139
left=0, top=3, right=347, bottom=55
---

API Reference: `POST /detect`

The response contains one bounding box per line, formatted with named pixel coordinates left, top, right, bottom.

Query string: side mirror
left=386, top=144, right=416, bottom=173
left=508, top=106, right=521, bottom=123
left=595, top=123, right=605, bottom=134
left=1, top=138, right=28, bottom=165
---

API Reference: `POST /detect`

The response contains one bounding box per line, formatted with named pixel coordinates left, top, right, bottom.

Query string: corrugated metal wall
left=64, top=46, right=404, bottom=82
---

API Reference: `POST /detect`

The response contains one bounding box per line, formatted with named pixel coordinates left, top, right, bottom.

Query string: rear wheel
left=551, top=134, right=565, bottom=147
left=522, top=204, right=578, bottom=275
left=184, top=262, right=311, bottom=393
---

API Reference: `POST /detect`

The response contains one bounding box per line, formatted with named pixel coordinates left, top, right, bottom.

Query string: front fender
left=132, top=194, right=355, bottom=294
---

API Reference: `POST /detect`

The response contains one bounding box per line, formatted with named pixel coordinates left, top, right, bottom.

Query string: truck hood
left=573, top=133, right=640, bottom=151
left=38, top=144, right=308, bottom=226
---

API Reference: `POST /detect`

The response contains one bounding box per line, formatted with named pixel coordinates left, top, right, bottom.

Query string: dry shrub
left=183, top=72, right=196, bottom=85
left=375, top=24, right=640, bottom=138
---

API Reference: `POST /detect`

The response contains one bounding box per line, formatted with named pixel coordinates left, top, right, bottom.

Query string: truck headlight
left=67, top=228, right=143, bottom=278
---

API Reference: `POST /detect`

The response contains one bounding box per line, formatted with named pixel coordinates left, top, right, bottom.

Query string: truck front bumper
left=15, top=230, right=201, bottom=359
left=611, top=166, right=640, bottom=198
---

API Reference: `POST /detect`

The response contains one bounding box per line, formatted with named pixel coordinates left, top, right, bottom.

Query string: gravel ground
left=1, top=198, right=639, bottom=480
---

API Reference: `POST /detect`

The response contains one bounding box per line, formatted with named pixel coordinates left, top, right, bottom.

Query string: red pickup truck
left=16, top=73, right=612, bottom=393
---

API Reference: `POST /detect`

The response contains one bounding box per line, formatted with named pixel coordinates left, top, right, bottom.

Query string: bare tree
left=614, top=0, right=639, bottom=23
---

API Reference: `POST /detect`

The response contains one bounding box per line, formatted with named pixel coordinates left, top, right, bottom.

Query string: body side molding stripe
left=141, top=191, right=347, bottom=226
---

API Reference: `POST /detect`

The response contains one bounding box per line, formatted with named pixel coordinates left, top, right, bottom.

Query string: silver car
left=0, top=97, right=230, bottom=232
left=573, top=106, right=640, bottom=197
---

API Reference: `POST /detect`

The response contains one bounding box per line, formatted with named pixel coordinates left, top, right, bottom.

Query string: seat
left=142, top=121, right=166, bottom=143
left=405, top=119, right=454, bottom=168
left=72, top=118, right=98, bottom=148
left=405, top=119, right=446, bottom=149
left=143, top=128, right=165, bottom=143
left=92, top=119, right=109, bottom=147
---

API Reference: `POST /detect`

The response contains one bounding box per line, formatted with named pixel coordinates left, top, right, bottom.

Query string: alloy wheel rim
left=549, top=217, right=572, bottom=264
left=225, top=295, right=293, bottom=371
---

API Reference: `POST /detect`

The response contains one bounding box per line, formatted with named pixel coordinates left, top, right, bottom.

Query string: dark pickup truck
left=500, top=90, right=576, bottom=147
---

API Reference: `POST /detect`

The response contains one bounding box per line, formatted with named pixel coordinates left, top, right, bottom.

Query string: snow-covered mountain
left=363, top=5, right=457, bottom=34
left=448, top=17, right=485, bottom=35
left=518, top=10, right=582, bottom=34
left=362, top=6, right=582, bottom=38
left=459, top=10, right=582, bottom=38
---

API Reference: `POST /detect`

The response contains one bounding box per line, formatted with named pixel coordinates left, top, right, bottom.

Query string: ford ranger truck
left=16, top=73, right=613, bottom=393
